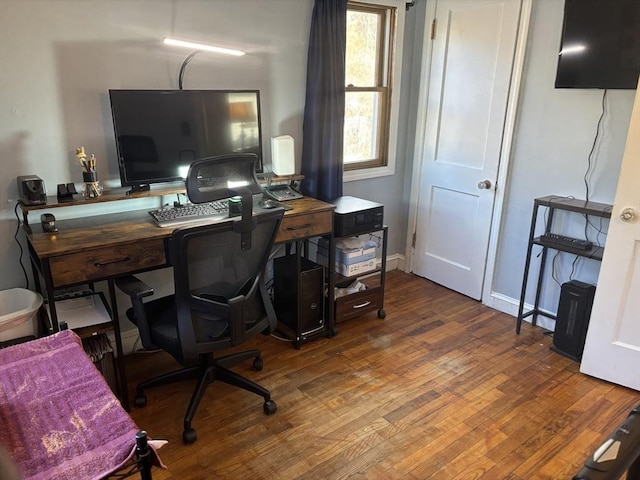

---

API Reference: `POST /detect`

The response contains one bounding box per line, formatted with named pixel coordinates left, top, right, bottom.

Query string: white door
left=580, top=81, right=640, bottom=391
left=413, top=0, right=522, bottom=299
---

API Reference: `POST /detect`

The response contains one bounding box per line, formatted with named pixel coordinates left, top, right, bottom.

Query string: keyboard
left=149, top=200, right=229, bottom=228
left=539, top=233, right=593, bottom=251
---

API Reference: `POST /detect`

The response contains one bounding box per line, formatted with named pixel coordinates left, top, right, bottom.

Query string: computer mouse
left=259, top=199, right=279, bottom=209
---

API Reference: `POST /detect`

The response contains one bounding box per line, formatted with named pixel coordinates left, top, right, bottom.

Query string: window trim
left=344, top=0, right=405, bottom=182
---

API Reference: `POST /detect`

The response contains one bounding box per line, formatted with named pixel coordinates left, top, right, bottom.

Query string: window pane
left=344, top=91, right=382, bottom=163
left=346, top=9, right=381, bottom=87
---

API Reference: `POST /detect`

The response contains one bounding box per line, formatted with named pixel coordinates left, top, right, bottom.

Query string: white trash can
left=0, top=288, right=43, bottom=342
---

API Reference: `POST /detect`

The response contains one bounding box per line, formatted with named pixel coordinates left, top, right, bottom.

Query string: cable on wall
left=583, top=89, right=608, bottom=204
left=14, top=201, right=30, bottom=289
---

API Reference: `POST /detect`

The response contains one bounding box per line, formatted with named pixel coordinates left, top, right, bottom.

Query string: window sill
left=344, top=164, right=396, bottom=182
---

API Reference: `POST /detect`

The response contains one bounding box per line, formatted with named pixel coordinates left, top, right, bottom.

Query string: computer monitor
left=109, top=89, right=263, bottom=192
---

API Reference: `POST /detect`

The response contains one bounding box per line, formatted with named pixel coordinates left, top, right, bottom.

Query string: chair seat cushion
left=138, top=295, right=230, bottom=361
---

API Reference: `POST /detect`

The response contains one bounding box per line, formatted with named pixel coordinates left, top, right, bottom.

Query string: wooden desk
left=23, top=195, right=335, bottom=406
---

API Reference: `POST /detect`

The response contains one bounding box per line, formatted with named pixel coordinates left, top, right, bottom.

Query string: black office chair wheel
left=378, top=309, right=386, bottom=319
left=134, top=394, right=147, bottom=408
left=263, top=399, right=277, bottom=415
left=252, top=356, right=264, bottom=371
left=183, top=427, right=197, bottom=445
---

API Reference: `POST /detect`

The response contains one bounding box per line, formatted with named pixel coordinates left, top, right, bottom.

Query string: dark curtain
left=300, top=0, right=347, bottom=202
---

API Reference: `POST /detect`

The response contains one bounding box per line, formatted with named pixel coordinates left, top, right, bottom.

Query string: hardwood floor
left=124, top=270, right=639, bottom=479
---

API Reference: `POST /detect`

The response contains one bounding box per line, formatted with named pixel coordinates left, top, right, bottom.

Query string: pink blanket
left=0, top=330, right=156, bottom=479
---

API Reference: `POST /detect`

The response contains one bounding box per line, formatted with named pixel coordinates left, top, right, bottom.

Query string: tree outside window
left=344, top=2, right=396, bottom=171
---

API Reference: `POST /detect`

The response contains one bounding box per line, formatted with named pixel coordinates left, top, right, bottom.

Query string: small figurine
left=76, top=146, right=88, bottom=171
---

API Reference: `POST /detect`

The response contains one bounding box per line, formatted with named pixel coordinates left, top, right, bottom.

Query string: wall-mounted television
left=109, top=89, right=263, bottom=192
left=555, top=0, right=640, bottom=90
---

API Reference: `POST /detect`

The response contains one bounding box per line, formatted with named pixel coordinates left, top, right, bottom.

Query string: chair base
left=134, top=349, right=275, bottom=444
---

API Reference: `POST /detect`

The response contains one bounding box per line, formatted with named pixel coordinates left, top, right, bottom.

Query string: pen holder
left=82, top=171, right=103, bottom=199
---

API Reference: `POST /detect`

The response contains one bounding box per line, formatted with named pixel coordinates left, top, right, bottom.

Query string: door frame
left=405, top=0, right=532, bottom=307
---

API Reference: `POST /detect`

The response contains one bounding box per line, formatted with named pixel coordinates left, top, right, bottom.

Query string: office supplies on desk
left=56, top=182, right=78, bottom=202
left=17, top=175, right=47, bottom=205
left=40, top=213, right=58, bottom=232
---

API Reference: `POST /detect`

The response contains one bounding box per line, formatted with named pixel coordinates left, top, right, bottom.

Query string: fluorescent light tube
left=163, top=37, right=245, bottom=56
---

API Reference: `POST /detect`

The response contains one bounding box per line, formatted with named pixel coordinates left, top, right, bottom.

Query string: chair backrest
left=170, top=208, right=284, bottom=364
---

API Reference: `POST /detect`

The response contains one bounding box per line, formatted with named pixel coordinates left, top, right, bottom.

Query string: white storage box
left=0, top=288, right=43, bottom=342
left=316, top=253, right=377, bottom=277
left=318, top=238, right=377, bottom=265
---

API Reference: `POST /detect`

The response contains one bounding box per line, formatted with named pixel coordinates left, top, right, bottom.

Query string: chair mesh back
left=171, top=210, right=283, bottom=355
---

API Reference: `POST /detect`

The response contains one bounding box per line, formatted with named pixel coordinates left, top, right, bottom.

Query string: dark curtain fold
left=300, top=0, right=347, bottom=202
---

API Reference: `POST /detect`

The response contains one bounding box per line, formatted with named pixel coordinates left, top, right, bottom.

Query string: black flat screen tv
left=555, top=0, right=640, bottom=90
left=109, top=89, right=263, bottom=191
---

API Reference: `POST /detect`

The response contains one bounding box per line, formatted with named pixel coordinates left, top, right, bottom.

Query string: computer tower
left=551, top=280, right=596, bottom=362
left=274, top=256, right=325, bottom=337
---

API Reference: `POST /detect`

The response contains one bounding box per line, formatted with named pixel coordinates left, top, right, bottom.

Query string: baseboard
left=384, top=253, right=405, bottom=271
left=107, top=328, right=139, bottom=357
left=485, top=291, right=556, bottom=331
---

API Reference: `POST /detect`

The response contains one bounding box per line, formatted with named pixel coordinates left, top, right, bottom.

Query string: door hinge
left=431, top=19, right=437, bottom=40
left=412, top=231, right=417, bottom=248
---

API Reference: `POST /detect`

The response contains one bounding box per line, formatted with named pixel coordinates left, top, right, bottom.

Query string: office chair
left=116, top=154, right=284, bottom=445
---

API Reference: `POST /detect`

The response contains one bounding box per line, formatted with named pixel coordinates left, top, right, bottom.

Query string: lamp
left=162, top=37, right=246, bottom=89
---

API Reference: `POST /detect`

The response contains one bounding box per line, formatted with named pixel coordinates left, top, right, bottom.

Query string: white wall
left=0, top=0, right=422, bottom=338
left=0, top=0, right=315, bottom=291
left=491, top=0, right=636, bottom=325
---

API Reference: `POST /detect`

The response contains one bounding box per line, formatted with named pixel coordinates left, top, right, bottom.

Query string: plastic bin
left=0, top=288, right=43, bottom=342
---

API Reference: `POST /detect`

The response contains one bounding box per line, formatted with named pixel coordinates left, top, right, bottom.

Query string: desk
left=23, top=193, right=335, bottom=408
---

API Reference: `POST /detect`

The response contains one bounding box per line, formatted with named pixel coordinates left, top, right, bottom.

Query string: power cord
left=584, top=89, right=607, bottom=204
left=13, top=201, right=30, bottom=289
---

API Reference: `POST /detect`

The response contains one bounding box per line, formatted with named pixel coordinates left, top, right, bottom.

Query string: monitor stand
left=126, top=184, right=151, bottom=195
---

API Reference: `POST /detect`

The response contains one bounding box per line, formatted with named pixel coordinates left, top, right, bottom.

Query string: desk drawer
left=276, top=211, right=332, bottom=243
left=49, top=240, right=166, bottom=287
left=335, top=285, right=383, bottom=323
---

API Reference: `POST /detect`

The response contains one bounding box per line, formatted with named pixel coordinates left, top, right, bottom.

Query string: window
left=344, top=0, right=404, bottom=180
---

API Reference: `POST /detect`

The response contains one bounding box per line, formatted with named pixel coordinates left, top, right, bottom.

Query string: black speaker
left=274, top=256, right=324, bottom=337
left=551, top=280, right=596, bottom=362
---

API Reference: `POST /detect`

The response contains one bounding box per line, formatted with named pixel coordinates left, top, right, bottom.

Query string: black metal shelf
left=516, top=196, right=612, bottom=334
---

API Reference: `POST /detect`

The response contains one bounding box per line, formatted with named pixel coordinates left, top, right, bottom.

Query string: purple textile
left=0, top=330, right=142, bottom=479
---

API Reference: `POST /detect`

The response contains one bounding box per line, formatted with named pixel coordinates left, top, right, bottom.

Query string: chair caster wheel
left=263, top=399, right=277, bottom=415
left=378, top=309, right=386, bottom=319
left=183, top=428, right=197, bottom=445
left=253, top=356, right=264, bottom=371
left=134, top=395, right=147, bottom=408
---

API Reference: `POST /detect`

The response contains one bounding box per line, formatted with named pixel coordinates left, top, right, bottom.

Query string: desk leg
left=108, top=279, right=130, bottom=411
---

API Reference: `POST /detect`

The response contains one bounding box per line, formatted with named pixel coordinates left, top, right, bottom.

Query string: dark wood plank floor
left=124, top=270, right=639, bottom=479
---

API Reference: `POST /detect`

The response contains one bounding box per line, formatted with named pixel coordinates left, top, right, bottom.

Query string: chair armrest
left=115, top=275, right=157, bottom=350
left=115, top=276, right=154, bottom=299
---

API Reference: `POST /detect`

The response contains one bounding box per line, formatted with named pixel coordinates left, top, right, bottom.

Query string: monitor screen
left=109, top=89, right=263, bottom=189
left=555, top=0, right=640, bottom=89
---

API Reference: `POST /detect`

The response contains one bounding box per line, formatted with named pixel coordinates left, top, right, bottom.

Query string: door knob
left=619, top=207, right=637, bottom=222
left=477, top=180, right=492, bottom=190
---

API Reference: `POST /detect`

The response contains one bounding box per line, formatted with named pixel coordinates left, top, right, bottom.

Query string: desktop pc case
left=551, top=280, right=596, bottom=362
left=274, top=256, right=325, bottom=337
